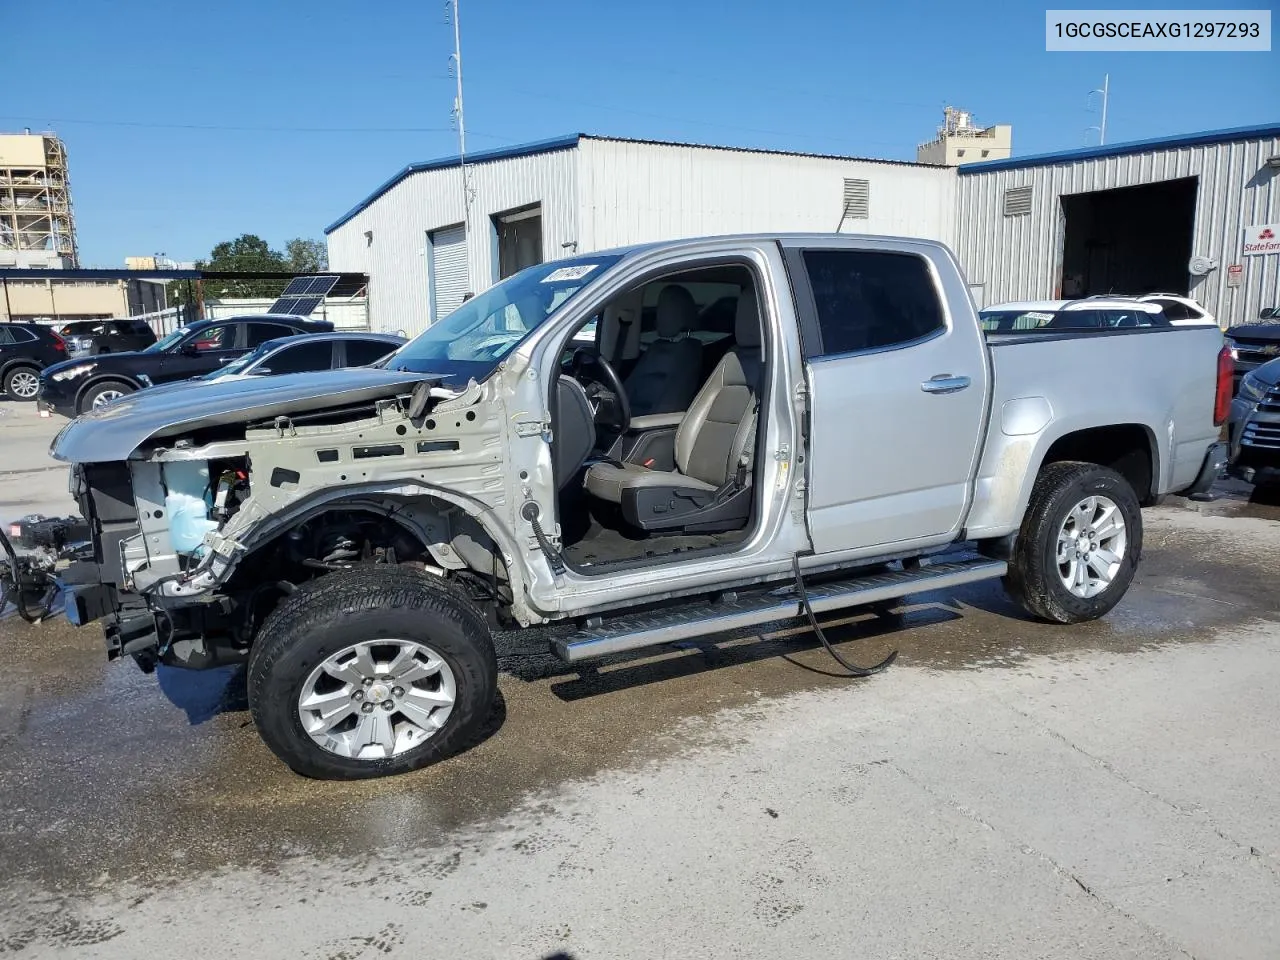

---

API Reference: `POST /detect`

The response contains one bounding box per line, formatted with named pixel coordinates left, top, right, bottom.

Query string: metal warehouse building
left=327, top=123, right=1280, bottom=335
left=324, top=134, right=956, bottom=336
left=954, top=123, right=1280, bottom=324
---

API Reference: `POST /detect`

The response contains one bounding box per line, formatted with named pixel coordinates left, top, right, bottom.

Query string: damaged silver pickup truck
left=51, top=234, right=1231, bottom=779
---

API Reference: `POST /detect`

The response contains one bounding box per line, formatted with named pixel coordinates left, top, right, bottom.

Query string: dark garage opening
left=1059, top=177, right=1198, bottom=298
left=494, top=204, right=543, bottom=280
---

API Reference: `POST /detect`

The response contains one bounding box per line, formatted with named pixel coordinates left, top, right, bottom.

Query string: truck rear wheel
left=247, top=565, right=498, bottom=780
left=1003, top=461, right=1142, bottom=624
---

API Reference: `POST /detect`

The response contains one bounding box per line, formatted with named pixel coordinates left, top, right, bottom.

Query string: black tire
left=247, top=565, right=497, bottom=780
left=78, top=380, right=134, bottom=413
left=2, top=365, right=41, bottom=402
left=1003, top=461, right=1142, bottom=624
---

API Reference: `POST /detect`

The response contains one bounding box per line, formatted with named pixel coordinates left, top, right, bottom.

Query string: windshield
left=385, top=256, right=622, bottom=382
left=145, top=327, right=189, bottom=353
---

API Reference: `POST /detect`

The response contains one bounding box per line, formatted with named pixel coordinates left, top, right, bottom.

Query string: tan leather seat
left=585, top=288, right=762, bottom=508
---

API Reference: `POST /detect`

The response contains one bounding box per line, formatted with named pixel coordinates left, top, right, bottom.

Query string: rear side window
left=247, top=322, right=299, bottom=347
left=1, top=326, right=36, bottom=344
left=1152, top=298, right=1199, bottom=322
left=345, top=340, right=398, bottom=366
left=1045, top=309, right=1168, bottom=330
left=801, top=250, right=945, bottom=356
left=980, top=310, right=1054, bottom=333
left=264, top=341, right=332, bottom=374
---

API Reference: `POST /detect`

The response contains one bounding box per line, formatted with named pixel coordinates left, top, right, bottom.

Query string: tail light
left=50, top=330, right=67, bottom=353
left=1213, top=344, right=1233, bottom=426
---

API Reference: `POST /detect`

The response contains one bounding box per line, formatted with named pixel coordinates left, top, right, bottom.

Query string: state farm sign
left=1242, top=223, right=1280, bottom=256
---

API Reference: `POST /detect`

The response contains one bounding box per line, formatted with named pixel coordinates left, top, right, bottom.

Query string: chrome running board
left=553, top=557, right=1006, bottom=663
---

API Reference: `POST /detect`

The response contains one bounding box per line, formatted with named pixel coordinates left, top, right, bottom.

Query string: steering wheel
left=570, top=348, right=631, bottom=433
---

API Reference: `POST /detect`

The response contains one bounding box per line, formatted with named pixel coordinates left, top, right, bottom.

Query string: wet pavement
left=2, top=423, right=1279, bottom=956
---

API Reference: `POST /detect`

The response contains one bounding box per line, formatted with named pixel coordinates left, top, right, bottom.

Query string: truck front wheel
left=1003, top=461, right=1142, bottom=624
left=247, top=565, right=498, bottom=780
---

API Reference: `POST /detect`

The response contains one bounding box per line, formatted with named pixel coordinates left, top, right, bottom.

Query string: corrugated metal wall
left=955, top=132, right=1280, bottom=326
left=327, top=147, right=578, bottom=336
left=576, top=138, right=956, bottom=251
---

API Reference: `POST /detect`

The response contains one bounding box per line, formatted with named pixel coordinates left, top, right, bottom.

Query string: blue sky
left=4, top=0, right=1276, bottom=267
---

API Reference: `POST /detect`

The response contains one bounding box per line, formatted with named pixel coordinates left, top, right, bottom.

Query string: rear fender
left=966, top=417, right=1161, bottom=538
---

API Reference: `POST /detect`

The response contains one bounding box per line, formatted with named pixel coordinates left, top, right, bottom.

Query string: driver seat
left=583, top=288, right=762, bottom=533
left=623, top=285, right=703, bottom=417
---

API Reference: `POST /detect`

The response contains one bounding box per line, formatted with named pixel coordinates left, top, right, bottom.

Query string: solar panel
left=279, top=274, right=340, bottom=297
left=278, top=277, right=309, bottom=298
left=270, top=275, right=339, bottom=315
left=271, top=295, right=324, bottom=316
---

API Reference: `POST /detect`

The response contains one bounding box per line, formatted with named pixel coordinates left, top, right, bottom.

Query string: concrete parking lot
left=2, top=400, right=1279, bottom=959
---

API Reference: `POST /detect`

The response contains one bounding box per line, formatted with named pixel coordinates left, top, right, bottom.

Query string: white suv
left=1137, top=294, right=1216, bottom=327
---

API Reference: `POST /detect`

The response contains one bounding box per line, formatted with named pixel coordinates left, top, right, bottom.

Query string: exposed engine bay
left=53, top=370, right=528, bottom=673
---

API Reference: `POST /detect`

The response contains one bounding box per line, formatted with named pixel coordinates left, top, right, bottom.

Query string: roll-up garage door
left=430, top=224, right=468, bottom=322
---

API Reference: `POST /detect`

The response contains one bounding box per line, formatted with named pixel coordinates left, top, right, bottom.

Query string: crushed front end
left=64, top=458, right=256, bottom=671
left=48, top=367, right=527, bottom=673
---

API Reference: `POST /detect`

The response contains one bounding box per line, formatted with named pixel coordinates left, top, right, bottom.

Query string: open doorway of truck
left=1059, top=177, right=1198, bottom=298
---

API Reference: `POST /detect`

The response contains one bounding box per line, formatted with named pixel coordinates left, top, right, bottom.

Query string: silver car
left=137, top=331, right=405, bottom=393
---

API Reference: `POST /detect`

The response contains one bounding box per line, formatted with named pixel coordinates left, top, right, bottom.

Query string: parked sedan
left=37, top=314, right=334, bottom=416
left=139, top=332, right=405, bottom=393
left=1227, top=356, right=1280, bottom=486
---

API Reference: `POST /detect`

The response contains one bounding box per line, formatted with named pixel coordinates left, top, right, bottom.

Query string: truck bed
left=963, top=324, right=1226, bottom=537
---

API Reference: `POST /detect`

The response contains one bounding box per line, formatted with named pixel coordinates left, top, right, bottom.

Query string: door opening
left=494, top=204, right=543, bottom=280
left=1059, top=177, right=1198, bottom=297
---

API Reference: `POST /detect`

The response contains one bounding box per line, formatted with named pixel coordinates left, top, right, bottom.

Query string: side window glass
left=801, top=250, right=945, bottom=356
left=345, top=340, right=397, bottom=366
left=247, top=323, right=295, bottom=347
left=190, top=325, right=235, bottom=352
left=0, top=327, right=14, bottom=346
left=265, top=341, right=331, bottom=374
left=1156, top=299, right=1189, bottom=322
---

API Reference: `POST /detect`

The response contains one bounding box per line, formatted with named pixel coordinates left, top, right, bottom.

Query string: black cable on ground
left=0, top=526, right=56, bottom=623
left=791, top=554, right=897, bottom=677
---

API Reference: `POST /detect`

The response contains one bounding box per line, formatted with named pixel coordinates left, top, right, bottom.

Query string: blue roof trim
left=324, top=133, right=583, bottom=234
left=959, top=122, right=1280, bottom=174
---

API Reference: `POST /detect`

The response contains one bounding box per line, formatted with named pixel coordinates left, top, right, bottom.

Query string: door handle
left=921, top=374, right=971, bottom=394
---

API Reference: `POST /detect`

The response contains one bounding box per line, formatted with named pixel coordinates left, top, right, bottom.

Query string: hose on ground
left=791, top=554, right=897, bottom=677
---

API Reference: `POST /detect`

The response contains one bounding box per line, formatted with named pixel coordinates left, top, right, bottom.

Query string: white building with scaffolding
left=0, top=131, right=78, bottom=269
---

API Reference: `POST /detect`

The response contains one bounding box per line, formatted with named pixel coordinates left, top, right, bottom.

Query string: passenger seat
left=623, top=286, right=704, bottom=417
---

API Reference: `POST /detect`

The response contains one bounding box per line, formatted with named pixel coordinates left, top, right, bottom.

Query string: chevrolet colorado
left=50, top=234, right=1231, bottom=779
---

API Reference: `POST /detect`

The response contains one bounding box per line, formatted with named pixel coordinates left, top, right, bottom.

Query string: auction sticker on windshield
left=541, top=264, right=600, bottom=283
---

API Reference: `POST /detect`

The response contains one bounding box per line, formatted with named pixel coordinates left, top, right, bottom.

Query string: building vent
left=842, top=178, right=870, bottom=219
left=1003, top=185, right=1033, bottom=217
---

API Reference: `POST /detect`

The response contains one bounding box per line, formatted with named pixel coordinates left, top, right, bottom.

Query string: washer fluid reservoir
left=163, top=461, right=219, bottom=557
